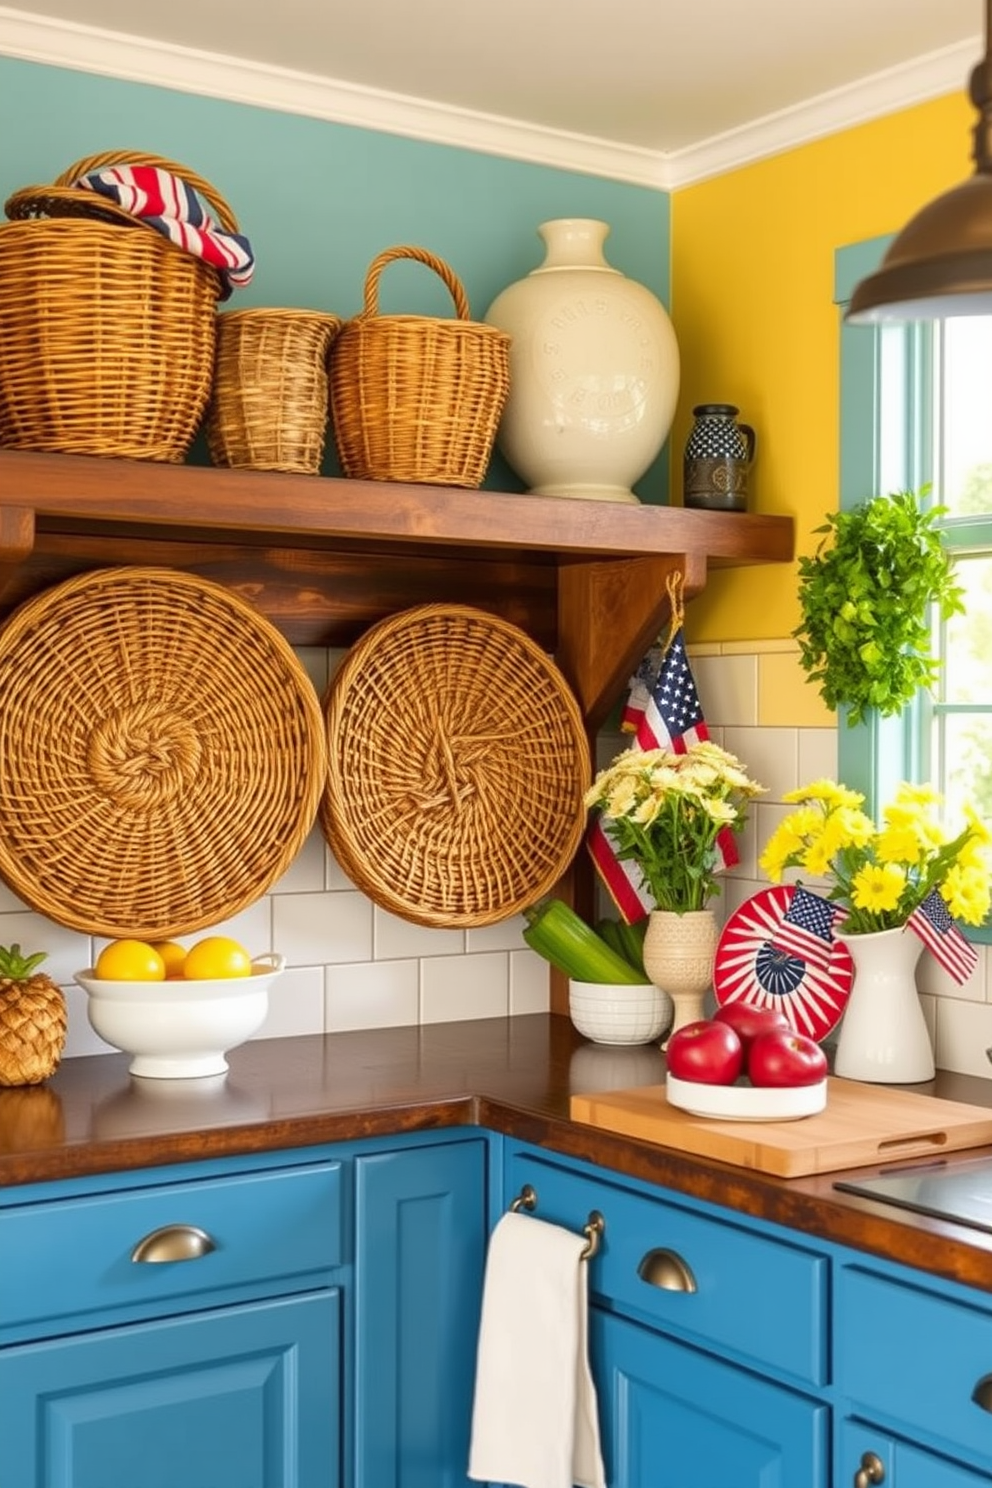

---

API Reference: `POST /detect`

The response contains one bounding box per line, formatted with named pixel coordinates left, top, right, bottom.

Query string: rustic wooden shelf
left=0, top=449, right=794, bottom=734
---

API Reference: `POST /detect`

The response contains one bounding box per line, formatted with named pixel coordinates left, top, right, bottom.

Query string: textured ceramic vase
left=833, top=926, right=934, bottom=1083
left=484, top=218, right=680, bottom=503
left=642, top=909, right=719, bottom=1045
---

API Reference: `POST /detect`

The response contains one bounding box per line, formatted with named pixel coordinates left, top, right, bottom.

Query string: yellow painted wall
left=673, top=91, right=973, bottom=645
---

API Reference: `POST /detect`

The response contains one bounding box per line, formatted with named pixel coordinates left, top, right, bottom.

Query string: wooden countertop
left=5, top=1014, right=992, bottom=1294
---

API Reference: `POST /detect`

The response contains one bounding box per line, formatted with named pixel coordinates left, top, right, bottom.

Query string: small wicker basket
left=319, top=603, right=591, bottom=927
left=328, top=245, right=511, bottom=487
left=0, top=567, right=327, bottom=938
left=0, top=150, right=241, bottom=462
left=206, top=307, right=342, bottom=475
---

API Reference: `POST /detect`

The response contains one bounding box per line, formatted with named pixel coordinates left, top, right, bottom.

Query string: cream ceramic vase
left=484, top=218, right=680, bottom=503
left=642, top=909, right=719, bottom=1045
left=833, top=926, right=934, bottom=1083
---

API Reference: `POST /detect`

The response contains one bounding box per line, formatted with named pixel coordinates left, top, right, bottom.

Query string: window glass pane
left=940, top=712, right=992, bottom=824
left=940, top=318, right=992, bottom=514
left=941, top=554, right=992, bottom=705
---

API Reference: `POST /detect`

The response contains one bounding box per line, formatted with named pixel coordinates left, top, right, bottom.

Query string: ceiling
left=0, top=0, right=984, bottom=182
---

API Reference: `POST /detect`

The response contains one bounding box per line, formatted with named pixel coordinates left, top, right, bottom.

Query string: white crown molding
left=0, top=7, right=977, bottom=192
left=660, top=39, right=979, bottom=189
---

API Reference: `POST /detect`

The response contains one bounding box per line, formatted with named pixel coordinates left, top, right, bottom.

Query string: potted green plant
left=794, top=488, right=964, bottom=726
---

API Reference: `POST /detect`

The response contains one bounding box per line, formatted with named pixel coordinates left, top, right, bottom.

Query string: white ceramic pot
left=568, top=979, right=673, bottom=1046
left=642, top=908, right=719, bottom=1046
left=833, top=926, right=934, bottom=1083
left=485, top=218, right=680, bottom=503
left=76, top=954, right=285, bottom=1079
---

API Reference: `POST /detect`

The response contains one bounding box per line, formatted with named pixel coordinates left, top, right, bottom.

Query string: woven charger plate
left=0, top=567, right=327, bottom=938
left=320, top=604, right=591, bottom=927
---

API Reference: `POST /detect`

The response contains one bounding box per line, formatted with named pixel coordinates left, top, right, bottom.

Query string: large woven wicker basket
left=319, top=604, right=591, bottom=927
left=0, top=150, right=240, bottom=462
left=328, top=246, right=511, bottom=487
left=206, top=307, right=342, bottom=475
left=0, top=567, right=327, bottom=938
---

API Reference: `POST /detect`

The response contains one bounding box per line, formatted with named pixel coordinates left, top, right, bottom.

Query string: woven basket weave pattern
left=329, top=245, right=511, bottom=487
left=0, top=150, right=237, bottom=462
left=0, top=984, right=67, bottom=1087
left=0, top=567, right=326, bottom=938
left=207, top=308, right=342, bottom=475
left=320, top=604, right=590, bottom=927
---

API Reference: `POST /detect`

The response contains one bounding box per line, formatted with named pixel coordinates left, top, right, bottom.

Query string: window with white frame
left=836, top=240, right=992, bottom=936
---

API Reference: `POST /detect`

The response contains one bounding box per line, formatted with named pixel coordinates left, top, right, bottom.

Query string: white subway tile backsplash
left=375, top=909, right=464, bottom=960
left=935, top=997, right=992, bottom=1080
left=273, top=890, right=372, bottom=965
left=918, top=943, right=986, bottom=1003
left=272, top=827, right=327, bottom=894
left=468, top=914, right=528, bottom=954
left=722, top=726, right=798, bottom=800
left=256, top=964, right=325, bottom=1039
left=326, top=958, right=419, bottom=1031
left=421, top=952, right=510, bottom=1023
left=797, top=728, right=838, bottom=785
left=509, top=948, right=551, bottom=1014
left=62, top=981, right=116, bottom=1059
left=692, top=654, right=758, bottom=728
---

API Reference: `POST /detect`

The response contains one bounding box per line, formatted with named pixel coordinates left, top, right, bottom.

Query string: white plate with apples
left=664, top=1003, right=828, bottom=1122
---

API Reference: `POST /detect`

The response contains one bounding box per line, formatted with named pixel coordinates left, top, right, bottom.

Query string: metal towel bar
left=508, top=1182, right=605, bottom=1260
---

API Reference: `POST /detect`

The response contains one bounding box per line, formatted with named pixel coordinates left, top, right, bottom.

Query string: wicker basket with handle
left=319, top=603, right=591, bottom=927
left=0, top=150, right=242, bottom=462
left=0, top=566, right=327, bottom=938
left=328, top=245, right=511, bottom=487
left=206, top=307, right=342, bottom=475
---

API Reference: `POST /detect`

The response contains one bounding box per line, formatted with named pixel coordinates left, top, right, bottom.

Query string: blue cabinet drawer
left=0, top=1160, right=345, bottom=1339
left=836, top=1265, right=992, bottom=1469
left=504, top=1149, right=827, bottom=1386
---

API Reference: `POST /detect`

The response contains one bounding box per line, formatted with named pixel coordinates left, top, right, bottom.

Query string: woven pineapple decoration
left=0, top=945, right=67, bottom=1086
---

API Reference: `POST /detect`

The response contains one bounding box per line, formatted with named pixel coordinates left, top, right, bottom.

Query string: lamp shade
left=847, top=7, right=992, bottom=324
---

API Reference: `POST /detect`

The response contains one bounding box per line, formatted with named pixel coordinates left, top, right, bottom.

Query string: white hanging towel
left=468, top=1209, right=606, bottom=1488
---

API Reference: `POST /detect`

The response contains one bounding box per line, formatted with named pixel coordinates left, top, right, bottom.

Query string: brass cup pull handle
left=131, top=1223, right=217, bottom=1263
left=854, top=1451, right=885, bottom=1487
left=972, top=1373, right=992, bottom=1413
left=637, top=1246, right=697, bottom=1293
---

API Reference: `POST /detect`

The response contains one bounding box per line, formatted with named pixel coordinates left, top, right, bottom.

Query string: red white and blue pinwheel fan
left=714, top=885, right=854, bottom=1043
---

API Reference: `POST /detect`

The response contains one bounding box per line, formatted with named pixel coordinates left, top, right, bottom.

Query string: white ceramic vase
left=833, top=926, right=934, bottom=1083
left=484, top=218, right=680, bottom=503
left=641, top=909, right=719, bottom=1045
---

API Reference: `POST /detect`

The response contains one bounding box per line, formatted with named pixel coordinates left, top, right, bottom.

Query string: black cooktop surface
left=835, top=1155, right=992, bottom=1234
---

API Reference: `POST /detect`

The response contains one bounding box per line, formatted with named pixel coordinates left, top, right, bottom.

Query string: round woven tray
left=0, top=567, right=327, bottom=938
left=319, top=604, right=591, bottom=927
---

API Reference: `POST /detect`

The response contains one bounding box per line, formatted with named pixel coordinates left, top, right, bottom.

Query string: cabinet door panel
left=839, top=1419, right=990, bottom=1487
left=593, top=1309, right=827, bottom=1488
left=0, top=1292, right=340, bottom=1488
left=355, top=1138, right=487, bottom=1488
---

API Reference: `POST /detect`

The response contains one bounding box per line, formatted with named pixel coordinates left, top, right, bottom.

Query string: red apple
left=748, top=1029, right=828, bottom=1088
left=666, top=1019, right=744, bottom=1085
left=713, top=1002, right=790, bottom=1051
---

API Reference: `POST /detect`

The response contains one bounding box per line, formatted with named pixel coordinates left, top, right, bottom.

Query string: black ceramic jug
left=683, top=403, right=756, bottom=512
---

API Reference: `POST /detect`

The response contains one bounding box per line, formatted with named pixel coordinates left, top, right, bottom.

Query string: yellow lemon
left=95, top=939, right=167, bottom=982
left=183, top=935, right=253, bottom=980
left=150, top=941, right=188, bottom=979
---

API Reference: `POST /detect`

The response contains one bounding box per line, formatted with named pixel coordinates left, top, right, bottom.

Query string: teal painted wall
left=0, top=57, right=673, bottom=499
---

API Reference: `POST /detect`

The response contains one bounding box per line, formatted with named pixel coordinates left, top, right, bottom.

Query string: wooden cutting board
left=570, top=1078, right=992, bottom=1178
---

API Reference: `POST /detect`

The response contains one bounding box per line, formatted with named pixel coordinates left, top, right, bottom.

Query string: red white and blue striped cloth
left=73, top=164, right=255, bottom=297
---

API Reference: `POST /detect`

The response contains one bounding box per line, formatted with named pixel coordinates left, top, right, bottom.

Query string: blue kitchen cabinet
left=354, top=1135, right=489, bottom=1488
left=594, top=1308, right=827, bottom=1488
left=499, top=1140, right=830, bottom=1488
left=0, top=1152, right=347, bottom=1488
left=839, top=1421, right=992, bottom=1488
left=0, top=1292, right=340, bottom=1488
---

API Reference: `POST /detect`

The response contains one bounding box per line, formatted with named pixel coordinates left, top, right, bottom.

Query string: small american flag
left=587, top=577, right=737, bottom=923
left=907, top=887, right=978, bottom=985
left=770, top=886, right=841, bottom=971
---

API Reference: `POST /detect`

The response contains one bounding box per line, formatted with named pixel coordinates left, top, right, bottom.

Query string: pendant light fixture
left=846, top=0, right=992, bottom=322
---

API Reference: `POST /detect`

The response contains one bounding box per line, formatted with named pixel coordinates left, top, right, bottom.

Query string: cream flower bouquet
left=759, top=778, right=992, bottom=935
left=584, top=740, right=765, bottom=913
